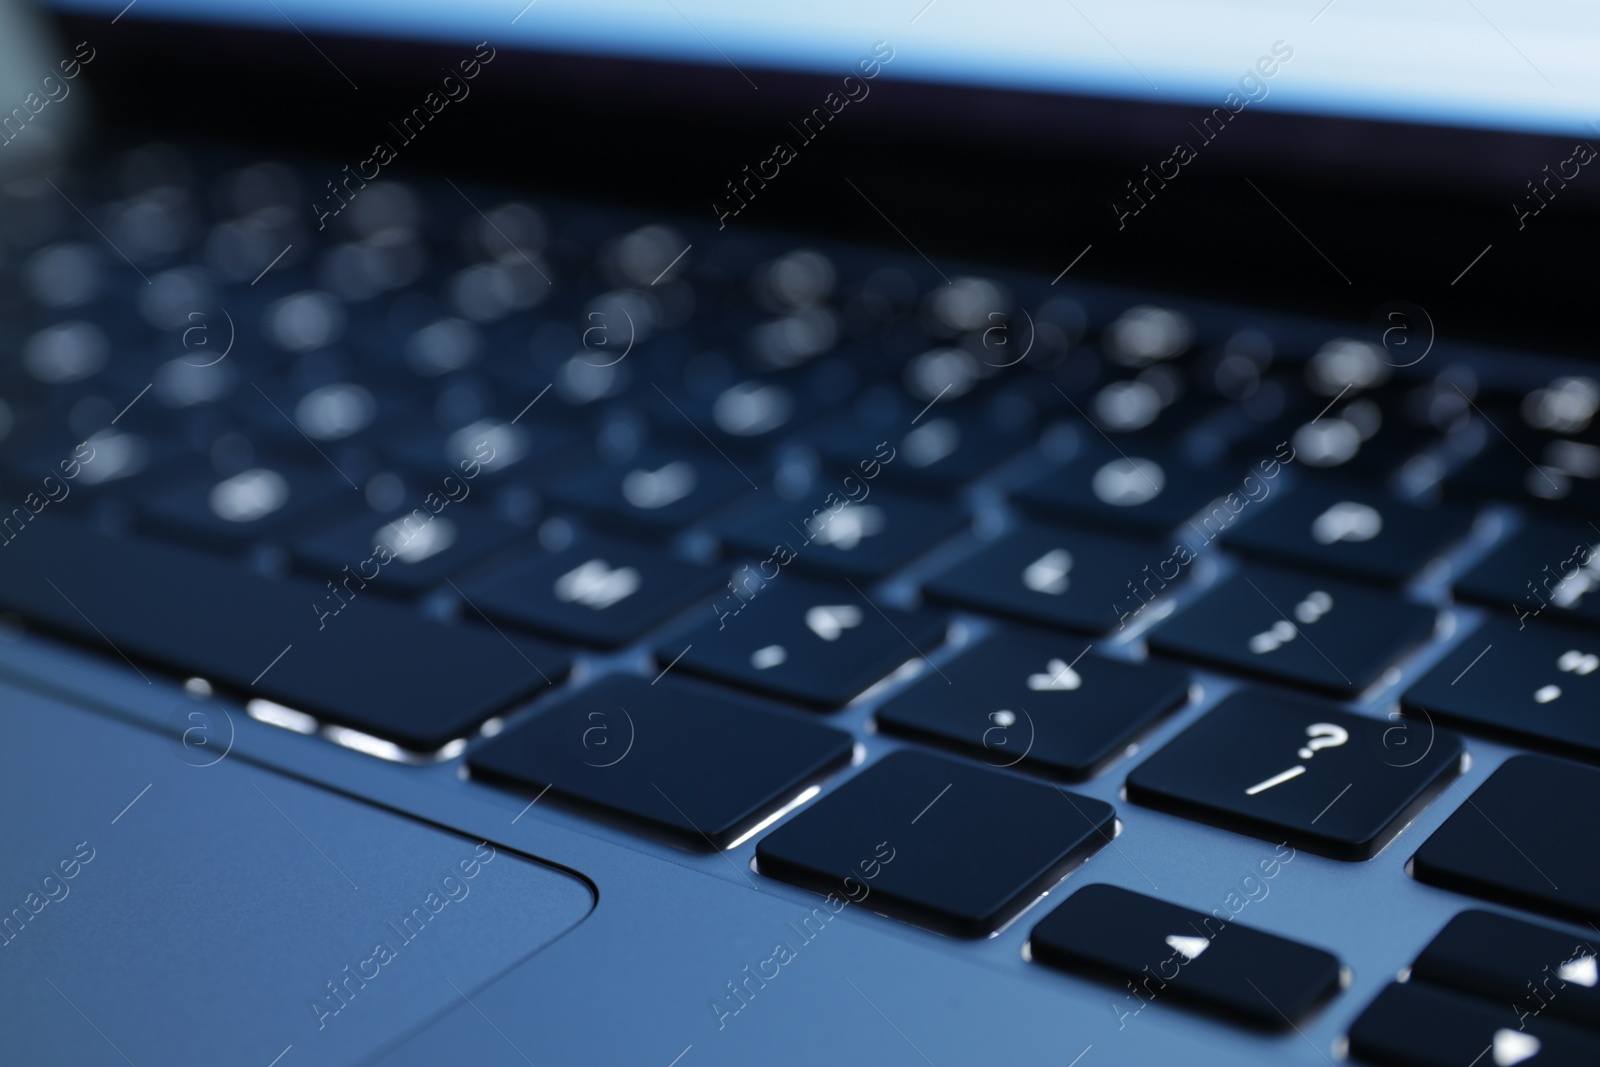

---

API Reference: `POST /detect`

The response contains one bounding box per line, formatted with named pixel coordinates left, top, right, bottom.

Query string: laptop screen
left=50, top=0, right=1600, bottom=138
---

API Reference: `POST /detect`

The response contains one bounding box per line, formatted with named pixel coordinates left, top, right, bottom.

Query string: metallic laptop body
left=5, top=3, right=1600, bottom=1065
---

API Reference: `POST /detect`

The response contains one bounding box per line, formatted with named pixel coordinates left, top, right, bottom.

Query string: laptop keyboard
left=1029, top=883, right=1345, bottom=1029
left=4, top=141, right=1600, bottom=1056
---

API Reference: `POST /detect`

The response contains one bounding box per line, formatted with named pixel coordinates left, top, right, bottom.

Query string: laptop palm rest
left=0, top=685, right=594, bottom=1065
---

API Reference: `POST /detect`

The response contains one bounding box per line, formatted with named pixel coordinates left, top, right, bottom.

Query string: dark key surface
left=1403, top=616, right=1600, bottom=761
left=875, top=629, right=1190, bottom=779
left=1029, top=883, right=1343, bottom=1029
left=1014, top=442, right=1247, bottom=534
left=468, top=675, right=854, bottom=847
left=1221, top=476, right=1476, bottom=585
left=0, top=516, right=566, bottom=751
left=291, top=505, right=524, bottom=596
left=1412, top=756, right=1600, bottom=924
left=1456, top=518, right=1600, bottom=629
left=925, top=521, right=1180, bottom=634
left=546, top=448, right=755, bottom=534
left=719, top=490, right=967, bottom=580
left=755, top=749, right=1116, bottom=937
left=138, top=464, right=355, bottom=552
left=1148, top=565, right=1438, bottom=696
left=459, top=536, right=721, bottom=647
left=1126, top=691, right=1464, bottom=859
left=662, top=575, right=947, bottom=707
left=1411, top=910, right=1600, bottom=1033
left=5, top=431, right=200, bottom=515
left=1349, top=981, right=1600, bottom=1067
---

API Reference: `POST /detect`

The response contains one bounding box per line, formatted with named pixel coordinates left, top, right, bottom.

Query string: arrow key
left=1029, top=883, right=1344, bottom=1029
left=1349, top=981, right=1600, bottom=1067
left=1409, top=910, right=1600, bottom=1034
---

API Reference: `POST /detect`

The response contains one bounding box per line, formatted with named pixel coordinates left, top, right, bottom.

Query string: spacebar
left=0, top=518, right=565, bottom=752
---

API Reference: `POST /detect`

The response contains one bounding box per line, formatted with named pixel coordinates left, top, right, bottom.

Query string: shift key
left=0, top=517, right=566, bottom=751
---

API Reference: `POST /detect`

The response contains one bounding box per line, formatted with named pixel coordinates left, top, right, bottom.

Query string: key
left=468, top=675, right=854, bottom=848
left=1402, top=616, right=1600, bottom=762
left=1029, top=884, right=1343, bottom=1029
left=458, top=536, right=722, bottom=647
left=1285, top=385, right=1441, bottom=477
left=809, top=409, right=1026, bottom=493
left=925, top=521, right=1182, bottom=634
left=1014, top=442, right=1246, bottom=534
left=1125, top=692, right=1464, bottom=859
left=2, top=430, right=199, bottom=516
left=661, top=575, right=947, bottom=707
left=1148, top=565, right=1438, bottom=696
left=138, top=464, right=355, bottom=553
left=1410, top=911, right=1600, bottom=1033
left=875, top=629, right=1190, bottom=779
left=239, top=380, right=418, bottom=459
left=381, top=417, right=579, bottom=482
left=0, top=516, right=567, bottom=752
left=1411, top=755, right=1600, bottom=925
left=546, top=447, right=756, bottom=534
left=755, top=749, right=1116, bottom=937
left=719, top=490, right=968, bottom=580
left=1349, top=981, right=1600, bottom=1067
left=647, top=377, right=809, bottom=456
left=1455, top=518, right=1600, bottom=630
left=291, top=505, right=523, bottom=596
left=1450, top=436, right=1600, bottom=517
left=1221, top=476, right=1476, bottom=585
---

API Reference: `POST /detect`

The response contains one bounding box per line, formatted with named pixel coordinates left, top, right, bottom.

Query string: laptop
left=5, top=1, right=1600, bottom=1064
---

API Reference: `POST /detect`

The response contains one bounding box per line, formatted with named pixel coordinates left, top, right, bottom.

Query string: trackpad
left=0, top=688, right=593, bottom=1066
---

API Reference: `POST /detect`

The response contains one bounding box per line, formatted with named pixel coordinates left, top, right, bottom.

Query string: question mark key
left=1127, top=692, right=1464, bottom=859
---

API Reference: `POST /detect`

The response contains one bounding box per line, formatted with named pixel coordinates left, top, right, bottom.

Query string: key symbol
left=1027, top=658, right=1082, bottom=691
left=805, top=605, right=862, bottom=641
left=1164, top=934, right=1209, bottom=961
left=1535, top=648, right=1599, bottom=703
left=1091, top=457, right=1165, bottom=506
left=1557, top=649, right=1598, bottom=675
left=621, top=461, right=696, bottom=509
left=1248, top=591, right=1333, bottom=653
left=1491, top=1029, right=1541, bottom=1067
left=1245, top=765, right=1306, bottom=796
left=750, top=644, right=788, bottom=670
left=809, top=504, right=885, bottom=550
left=1246, top=721, right=1350, bottom=796
left=1297, top=723, right=1349, bottom=760
left=1559, top=953, right=1599, bottom=987
left=981, top=707, right=1034, bottom=768
left=1293, top=590, right=1333, bottom=623
left=1022, top=549, right=1073, bottom=594
left=553, top=559, right=641, bottom=609
left=1310, top=501, right=1383, bottom=544
left=1249, top=620, right=1298, bottom=654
